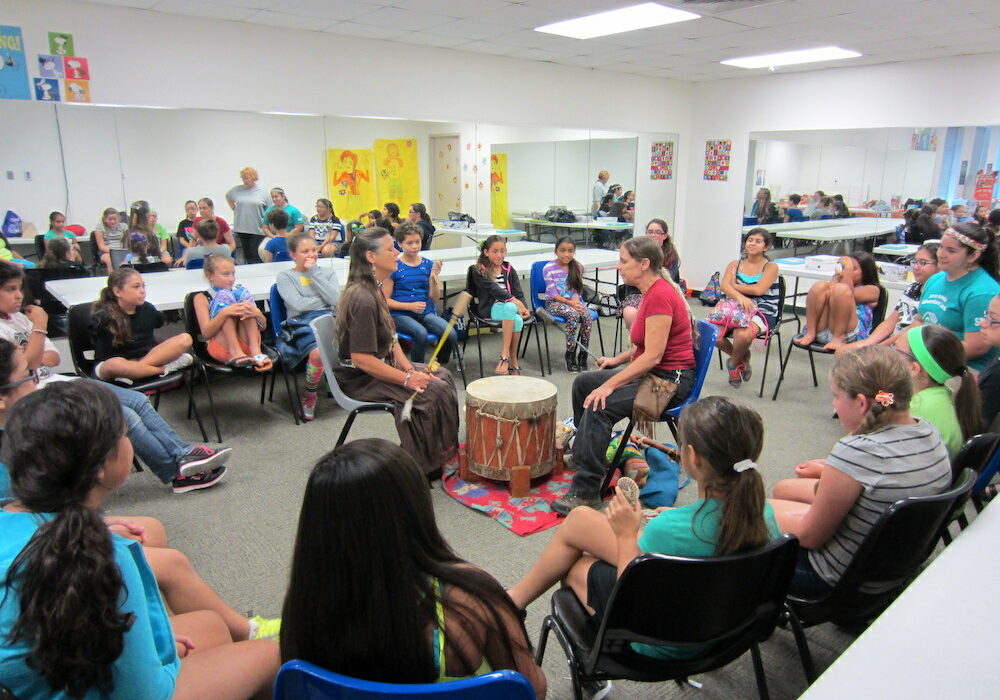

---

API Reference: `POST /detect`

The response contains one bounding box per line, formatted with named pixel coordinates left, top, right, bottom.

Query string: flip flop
left=252, top=353, right=273, bottom=372
left=226, top=356, right=255, bottom=370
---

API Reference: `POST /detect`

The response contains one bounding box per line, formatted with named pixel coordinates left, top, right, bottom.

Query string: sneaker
left=247, top=614, right=282, bottom=641
left=160, top=352, right=194, bottom=376
left=740, top=360, right=753, bottom=383
left=582, top=680, right=613, bottom=699
left=301, top=392, right=318, bottom=421
left=178, top=446, right=233, bottom=477
left=171, top=466, right=225, bottom=494
left=726, top=361, right=743, bottom=388
left=551, top=492, right=604, bottom=516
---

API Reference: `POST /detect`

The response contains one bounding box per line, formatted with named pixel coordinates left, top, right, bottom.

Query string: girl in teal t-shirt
left=894, top=324, right=982, bottom=460
left=507, top=396, right=781, bottom=659
left=43, top=211, right=84, bottom=263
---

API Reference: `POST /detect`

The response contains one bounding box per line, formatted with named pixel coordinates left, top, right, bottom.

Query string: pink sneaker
left=727, top=361, right=743, bottom=388
left=301, top=392, right=318, bottom=421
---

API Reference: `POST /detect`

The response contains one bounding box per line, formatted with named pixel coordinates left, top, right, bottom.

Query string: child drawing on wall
left=382, top=142, right=404, bottom=201
left=334, top=150, right=370, bottom=217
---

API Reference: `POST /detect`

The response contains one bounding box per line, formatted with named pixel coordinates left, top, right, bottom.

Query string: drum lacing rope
left=475, top=408, right=521, bottom=449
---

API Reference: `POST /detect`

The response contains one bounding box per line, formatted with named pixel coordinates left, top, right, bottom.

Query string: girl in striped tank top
left=715, top=228, right=781, bottom=388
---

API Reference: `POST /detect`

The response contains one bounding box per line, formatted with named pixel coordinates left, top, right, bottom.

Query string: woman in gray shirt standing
left=226, top=166, right=269, bottom=264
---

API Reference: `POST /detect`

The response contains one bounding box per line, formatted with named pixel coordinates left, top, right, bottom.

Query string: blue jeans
left=393, top=312, right=456, bottom=364
left=94, top=380, right=192, bottom=485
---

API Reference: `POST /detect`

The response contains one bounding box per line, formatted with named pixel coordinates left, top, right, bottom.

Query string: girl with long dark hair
left=467, top=235, right=531, bottom=375
left=408, top=202, right=436, bottom=250
left=793, top=251, right=883, bottom=351
left=281, top=438, right=546, bottom=696
left=619, top=218, right=682, bottom=331
left=542, top=237, right=593, bottom=372
left=307, top=197, right=344, bottom=257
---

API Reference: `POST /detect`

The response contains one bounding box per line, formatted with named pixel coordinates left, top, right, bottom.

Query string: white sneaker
left=582, top=680, right=612, bottom=699
left=161, top=353, right=194, bottom=376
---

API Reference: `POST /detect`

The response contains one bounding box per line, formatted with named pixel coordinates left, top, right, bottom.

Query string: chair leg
left=543, top=616, right=585, bottom=700
left=534, top=321, right=545, bottom=376
left=259, top=372, right=267, bottom=405
left=197, top=364, right=223, bottom=443
left=596, top=313, right=605, bottom=356
left=600, top=416, right=637, bottom=497
left=541, top=322, right=552, bottom=376
left=182, top=372, right=210, bottom=443
left=807, top=348, right=818, bottom=387
left=758, top=332, right=776, bottom=399
left=534, top=616, right=552, bottom=665
left=750, top=642, right=771, bottom=700
left=785, top=606, right=817, bottom=685
left=475, top=326, right=484, bottom=377
left=283, top=365, right=301, bottom=425
left=337, top=409, right=360, bottom=447
left=771, top=337, right=796, bottom=401
left=454, top=343, right=468, bottom=389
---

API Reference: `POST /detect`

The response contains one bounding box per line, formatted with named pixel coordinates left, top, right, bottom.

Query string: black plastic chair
left=33, top=233, right=45, bottom=260
left=128, top=261, right=170, bottom=273
left=536, top=535, right=799, bottom=700
left=66, top=303, right=212, bottom=443
left=772, top=286, right=888, bottom=401
left=23, top=265, right=88, bottom=337
left=462, top=267, right=544, bottom=378
left=784, top=468, right=974, bottom=683
left=942, top=433, right=999, bottom=541
left=715, top=275, right=787, bottom=398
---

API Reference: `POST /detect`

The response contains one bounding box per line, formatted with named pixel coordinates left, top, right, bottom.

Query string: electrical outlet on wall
left=23, top=171, right=31, bottom=181
left=5, top=171, right=12, bottom=181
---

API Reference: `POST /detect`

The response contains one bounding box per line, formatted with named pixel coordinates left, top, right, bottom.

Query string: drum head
left=465, top=376, right=557, bottom=404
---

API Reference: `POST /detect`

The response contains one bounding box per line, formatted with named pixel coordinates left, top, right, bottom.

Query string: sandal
left=251, top=353, right=273, bottom=372
left=495, top=356, right=510, bottom=375
left=509, top=366, right=522, bottom=375
left=226, top=356, right=255, bottom=370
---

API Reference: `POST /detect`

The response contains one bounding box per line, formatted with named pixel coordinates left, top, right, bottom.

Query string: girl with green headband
left=893, top=324, right=982, bottom=459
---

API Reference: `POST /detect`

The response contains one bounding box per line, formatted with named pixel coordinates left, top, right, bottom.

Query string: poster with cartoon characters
left=33, top=77, right=60, bottom=101
left=490, top=153, right=509, bottom=229
left=63, top=56, right=89, bottom=80
left=327, top=148, right=376, bottom=219
left=48, top=32, right=74, bottom=56
left=0, top=25, right=31, bottom=100
left=374, top=139, right=420, bottom=207
left=38, top=54, right=64, bottom=79
left=65, top=79, right=89, bottom=103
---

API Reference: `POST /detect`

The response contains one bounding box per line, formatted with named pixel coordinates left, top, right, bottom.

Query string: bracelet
left=31, top=328, right=47, bottom=336
left=403, top=369, right=414, bottom=387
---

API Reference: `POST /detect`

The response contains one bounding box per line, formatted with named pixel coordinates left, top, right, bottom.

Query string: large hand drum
left=463, top=376, right=558, bottom=497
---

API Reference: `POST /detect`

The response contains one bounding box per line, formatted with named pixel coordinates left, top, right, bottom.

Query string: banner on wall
left=703, top=140, right=731, bottom=181
left=374, top=138, right=420, bottom=207
left=0, top=25, right=31, bottom=100
left=650, top=141, right=673, bottom=180
left=974, top=171, right=997, bottom=210
left=911, top=128, right=937, bottom=152
left=490, top=153, right=509, bottom=230
left=328, top=148, right=376, bottom=220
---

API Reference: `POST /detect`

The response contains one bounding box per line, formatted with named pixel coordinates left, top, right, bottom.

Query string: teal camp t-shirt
left=918, top=268, right=1000, bottom=371
left=262, top=204, right=305, bottom=231
left=633, top=498, right=781, bottom=659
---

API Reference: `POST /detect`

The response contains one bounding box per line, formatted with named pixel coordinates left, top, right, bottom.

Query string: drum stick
left=634, top=434, right=681, bottom=462
left=401, top=292, right=472, bottom=422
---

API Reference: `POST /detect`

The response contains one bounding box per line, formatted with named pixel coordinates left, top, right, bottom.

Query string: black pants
left=570, top=367, right=695, bottom=498
left=236, top=231, right=264, bottom=264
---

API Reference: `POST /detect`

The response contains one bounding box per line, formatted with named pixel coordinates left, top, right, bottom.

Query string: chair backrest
left=951, top=432, right=1000, bottom=483
left=795, top=468, right=974, bottom=612
left=182, top=290, right=214, bottom=361
left=787, top=210, right=807, bottom=222
left=667, top=320, right=718, bottom=418
left=269, top=283, right=288, bottom=329
left=66, top=303, right=97, bottom=377
left=464, top=267, right=484, bottom=321
left=129, top=261, right=170, bottom=273
left=186, top=257, right=206, bottom=271
left=109, top=248, right=130, bottom=268
left=872, top=286, right=890, bottom=328
left=529, top=260, right=548, bottom=312
left=309, top=312, right=378, bottom=413
left=34, top=234, right=45, bottom=259
left=592, top=535, right=798, bottom=664
left=773, top=275, right=787, bottom=324
left=274, top=659, right=536, bottom=699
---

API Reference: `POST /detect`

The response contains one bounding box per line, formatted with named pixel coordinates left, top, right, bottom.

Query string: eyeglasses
left=891, top=345, right=917, bottom=362
left=910, top=259, right=936, bottom=268
left=0, top=368, right=40, bottom=392
left=977, top=315, right=1000, bottom=328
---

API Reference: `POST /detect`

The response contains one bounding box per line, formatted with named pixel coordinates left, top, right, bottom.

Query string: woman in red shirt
left=552, top=236, right=697, bottom=515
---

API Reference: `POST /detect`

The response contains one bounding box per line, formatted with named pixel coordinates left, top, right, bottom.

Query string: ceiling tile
left=151, top=0, right=258, bottom=20
left=713, top=0, right=808, bottom=29
left=323, top=21, right=410, bottom=39
left=398, top=0, right=510, bottom=15
left=87, top=0, right=162, bottom=8
left=243, top=10, right=336, bottom=30
left=350, top=7, right=458, bottom=31
left=392, top=31, right=472, bottom=49
left=459, top=40, right=516, bottom=56
left=263, top=0, right=381, bottom=21
left=432, top=18, right=512, bottom=40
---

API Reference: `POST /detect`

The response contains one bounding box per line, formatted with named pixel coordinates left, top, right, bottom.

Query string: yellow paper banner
left=328, top=148, right=375, bottom=220
left=490, top=153, right=509, bottom=229
left=374, top=138, right=420, bottom=207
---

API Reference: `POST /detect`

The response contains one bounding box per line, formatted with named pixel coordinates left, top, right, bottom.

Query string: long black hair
left=2, top=381, right=131, bottom=697
left=951, top=221, right=1000, bottom=281
left=554, top=236, right=583, bottom=295
left=281, top=439, right=530, bottom=682
left=92, top=268, right=141, bottom=347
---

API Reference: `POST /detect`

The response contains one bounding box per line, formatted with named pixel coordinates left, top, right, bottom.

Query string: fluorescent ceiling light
left=535, top=3, right=699, bottom=40
left=721, top=46, right=861, bottom=70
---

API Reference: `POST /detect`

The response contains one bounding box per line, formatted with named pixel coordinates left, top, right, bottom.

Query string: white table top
left=46, top=249, right=620, bottom=311
left=775, top=261, right=909, bottom=291
left=422, top=241, right=549, bottom=260
left=801, top=501, right=1000, bottom=699
left=511, top=216, right=633, bottom=230
left=873, top=243, right=919, bottom=257
left=744, top=220, right=898, bottom=238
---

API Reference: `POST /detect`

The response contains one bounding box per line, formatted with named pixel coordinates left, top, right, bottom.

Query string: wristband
left=31, top=328, right=47, bottom=336
left=403, top=369, right=414, bottom=387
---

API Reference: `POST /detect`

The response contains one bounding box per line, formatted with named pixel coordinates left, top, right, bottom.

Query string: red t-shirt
left=193, top=216, right=231, bottom=245
left=630, top=277, right=695, bottom=371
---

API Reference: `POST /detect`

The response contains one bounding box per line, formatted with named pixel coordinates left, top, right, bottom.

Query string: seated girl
left=123, top=200, right=172, bottom=266
left=262, top=209, right=292, bottom=263
left=467, top=235, right=530, bottom=375
left=275, top=231, right=341, bottom=421
left=793, top=251, right=882, bottom=351
left=771, top=347, right=951, bottom=597
left=122, top=230, right=164, bottom=267
left=90, top=268, right=194, bottom=382
left=712, top=227, right=780, bottom=388
left=307, top=198, right=344, bottom=257
left=509, top=396, right=779, bottom=662
left=38, top=237, right=85, bottom=272
left=384, top=222, right=455, bottom=365
left=836, top=243, right=939, bottom=354
left=619, top=219, right=681, bottom=331
left=0, top=380, right=279, bottom=699
left=175, top=218, right=232, bottom=268
left=281, top=438, right=546, bottom=698
left=893, top=324, right=982, bottom=460
left=193, top=254, right=272, bottom=372
left=543, top=236, right=593, bottom=372
left=93, top=207, right=127, bottom=274
left=43, top=211, right=84, bottom=263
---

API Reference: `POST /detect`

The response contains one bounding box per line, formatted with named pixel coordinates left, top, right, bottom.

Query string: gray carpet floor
left=94, top=305, right=860, bottom=699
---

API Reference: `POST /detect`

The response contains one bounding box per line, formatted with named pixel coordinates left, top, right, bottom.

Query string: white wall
left=684, top=52, right=1000, bottom=286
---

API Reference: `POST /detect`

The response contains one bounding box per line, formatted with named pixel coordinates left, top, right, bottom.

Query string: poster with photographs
left=703, top=139, right=731, bottom=181
left=650, top=141, right=673, bottom=180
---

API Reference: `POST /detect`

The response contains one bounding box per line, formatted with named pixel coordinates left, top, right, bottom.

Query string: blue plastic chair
left=268, top=283, right=314, bottom=424
left=525, top=260, right=604, bottom=374
left=786, top=209, right=807, bottom=223
left=602, top=320, right=719, bottom=497
left=395, top=320, right=467, bottom=389
left=185, top=257, right=206, bottom=270
left=274, top=660, right=536, bottom=699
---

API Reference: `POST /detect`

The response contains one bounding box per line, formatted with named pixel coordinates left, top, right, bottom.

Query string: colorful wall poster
left=63, top=56, right=89, bottom=80
left=33, top=77, right=60, bottom=101
left=48, top=31, right=74, bottom=56
left=374, top=138, right=420, bottom=207
left=327, top=148, right=376, bottom=220
left=974, top=171, right=997, bottom=209
left=38, top=54, right=64, bottom=78
left=703, top=139, right=731, bottom=181
left=65, top=79, right=90, bottom=103
left=0, top=25, right=31, bottom=100
left=911, top=128, right=937, bottom=152
left=490, top=153, right=509, bottom=229
left=650, top=141, right=673, bottom=180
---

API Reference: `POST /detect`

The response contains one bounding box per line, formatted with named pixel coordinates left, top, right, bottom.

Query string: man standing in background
left=593, top=170, right=610, bottom=215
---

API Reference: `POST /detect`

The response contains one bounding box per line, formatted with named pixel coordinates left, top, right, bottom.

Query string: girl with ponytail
left=893, top=324, right=981, bottom=459
left=0, top=380, right=279, bottom=698
left=508, top=396, right=779, bottom=659
left=772, top=346, right=952, bottom=597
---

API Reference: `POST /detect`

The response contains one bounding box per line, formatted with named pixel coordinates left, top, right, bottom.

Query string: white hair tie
left=733, top=459, right=757, bottom=473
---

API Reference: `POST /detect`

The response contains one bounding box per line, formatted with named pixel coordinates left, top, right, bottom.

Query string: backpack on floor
left=699, top=271, right=721, bottom=306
